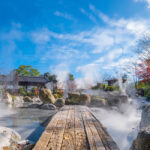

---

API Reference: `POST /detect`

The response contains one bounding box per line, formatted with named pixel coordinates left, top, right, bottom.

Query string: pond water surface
left=0, top=102, right=56, bottom=142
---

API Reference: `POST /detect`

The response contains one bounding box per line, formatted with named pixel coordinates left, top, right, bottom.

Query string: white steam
left=91, top=99, right=142, bottom=150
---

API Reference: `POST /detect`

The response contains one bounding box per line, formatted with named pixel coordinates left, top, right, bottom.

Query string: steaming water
left=91, top=97, right=149, bottom=150
left=0, top=102, right=56, bottom=142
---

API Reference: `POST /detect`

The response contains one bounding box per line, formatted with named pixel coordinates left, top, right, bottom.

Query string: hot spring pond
left=0, top=102, right=56, bottom=143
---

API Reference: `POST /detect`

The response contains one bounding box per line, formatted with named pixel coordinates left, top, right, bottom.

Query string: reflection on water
left=0, top=102, right=56, bottom=142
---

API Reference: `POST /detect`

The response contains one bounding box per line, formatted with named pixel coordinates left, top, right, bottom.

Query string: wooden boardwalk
left=34, top=106, right=119, bottom=150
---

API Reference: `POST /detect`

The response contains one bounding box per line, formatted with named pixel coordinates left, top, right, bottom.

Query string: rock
left=78, top=94, right=91, bottom=105
left=23, top=96, right=32, bottom=102
left=91, top=96, right=107, bottom=107
left=67, top=92, right=91, bottom=105
left=4, top=140, right=34, bottom=150
left=13, top=96, right=24, bottom=107
left=136, top=88, right=145, bottom=96
left=32, top=97, right=42, bottom=103
left=54, top=94, right=58, bottom=99
left=106, top=94, right=128, bottom=106
left=140, top=104, right=150, bottom=128
left=28, top=103, right=42, bottom=109
left=130, top=126, right=150, bottom=150
left=4, top=92, right=13, bottom=104
left=40, top=104, right=56, bottom=110
left=67, top=92, right=80, bottom=104
left=0, top=126, right=21, bottom=149
left=39, top=88, right=56, bottom=103
left=55, top=98, right=65, bottom=107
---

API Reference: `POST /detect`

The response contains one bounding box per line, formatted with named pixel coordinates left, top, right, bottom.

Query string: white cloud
left=80, top=8, right=97, bottom=23
left=54, top=11, right=74, bottom=21
left=30, top=7, right=150, bottom=85
left=134, top=0, right=150, bottom=8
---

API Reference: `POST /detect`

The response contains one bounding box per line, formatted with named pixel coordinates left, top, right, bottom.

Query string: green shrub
left=20, top=87, right=27, bottom=96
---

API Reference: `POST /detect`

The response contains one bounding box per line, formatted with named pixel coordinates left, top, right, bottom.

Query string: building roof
left=18, top=76, right=47, bottom=83
left=0, top=75, right=48, bottom=85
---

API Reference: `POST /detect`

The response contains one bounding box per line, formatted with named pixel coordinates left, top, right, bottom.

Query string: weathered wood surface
left=34, top=105, right=119, bottom=150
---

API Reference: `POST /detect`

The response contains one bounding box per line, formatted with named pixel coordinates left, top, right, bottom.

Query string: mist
left=91, top=99, right=142, bottom=150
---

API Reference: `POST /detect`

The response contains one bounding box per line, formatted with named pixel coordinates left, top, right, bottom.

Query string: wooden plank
left=61, top=106, right=75, bottom=150
left=46, top=106, right=70, bottom=150
left=74, top=105, right=89, bottom=150
left=81, top=107, right=97, bottom=150
left=34, top=105, right=120, bottom=150
left=33, top=110, right=62, bottom=150
left=82, top=107, right=106, bottom=150
left=90, top=112, right=119, bottom=150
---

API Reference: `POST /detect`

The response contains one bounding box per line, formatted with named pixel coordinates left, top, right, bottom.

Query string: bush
left=20, top=87, right=27, bottom=96
left=92, top=83, right=119, bottom=91
left=104, top=85, right=115, bottom=91
left=137, top=82, right=150, bottom=97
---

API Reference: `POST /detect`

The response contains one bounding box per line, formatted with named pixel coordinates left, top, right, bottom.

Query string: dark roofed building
left=18, top=76, right=47, bottom=86
left=0, top=74, right=48, bottom=87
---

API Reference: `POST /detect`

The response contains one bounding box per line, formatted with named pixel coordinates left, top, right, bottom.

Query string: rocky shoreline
left=130, top=104, right=150, bottom=150
left=1, top=88, right=149, bottom=150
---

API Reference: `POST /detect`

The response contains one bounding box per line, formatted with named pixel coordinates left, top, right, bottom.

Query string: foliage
left=68, top=74, right=74, bottom=81
left=20, top=87, right=28, bottom=96
left=19, top=86, right=38, bottom=96
left=135, top=59, right=150, bottom=83
left=53, top=88, right=63, bottom=98
left=44, top=72, right=57, bottom=83
left=137, top=82, right=150, bottom=97
left=16, top=65, right=40, bottom=76
left=92, top=83, right=119, bottom=91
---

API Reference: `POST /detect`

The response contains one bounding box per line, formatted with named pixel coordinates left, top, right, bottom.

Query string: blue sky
left=0, top=0, right=150, bottom=86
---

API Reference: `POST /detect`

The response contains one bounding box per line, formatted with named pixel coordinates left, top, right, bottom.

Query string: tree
left=67, top=73, right=76, bottom=91
left=44, top=72, right=57, bottom=92
left=135, top=34, right=150, bottom=84
left=136, top=59, right=150, bottom=83
left=68, top=74, right=74, bottom=81
left=16, top=65, right=40, bottom=76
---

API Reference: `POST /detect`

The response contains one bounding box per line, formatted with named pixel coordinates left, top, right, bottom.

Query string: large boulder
left=130, top=126, right=150, bottom=150
left=32, top=97, right=42, bottom=103
left=23, top=96, right=32, bottom=102
left=78, top=94, right=91, bottom=105
left=91, top=96, right=107, bottom=107
left=4, top=92, right=13, bottom=104
left=55, top=98, right=65, bottom=107
left=40, top=104, right=56, bottom=110
left=13, top=96, right=24, bottom=107
left=106, top=94, right=128, bottom=106
left=67, top=92, right=80, bottom=104
left=0, top=126, right=21, bottom=149
left=28, top=103, right=42, bottom=109
left=67, top=92, right=91, bottom=105
left=140, top=104, right=150, bottom=128
left=39, top=88, right=56, bottom=103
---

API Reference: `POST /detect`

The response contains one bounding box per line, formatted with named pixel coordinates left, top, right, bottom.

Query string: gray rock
left=91, top=96, right=107, bottom=107
left=67, top=92, right=91, bottom=105
left=23, top=96, right=32, bottom=102
left=40, top=104, right=56, bottom=110
left=55, top=98, right=65, bottom=107
left=130, top=126, right=150, bottom=150
left=4, top=92, right=13, bottom=104
left=78, top=94, right=91, bottom=105
left=140, top=104, right=150, bottom=128
left=106, top=94, right=128, bottom=106
left=0, top=126, right=21, bottom=149
left=28, top=104, right=42, bottom=108
left=39, top=88, right=56, bottom=103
